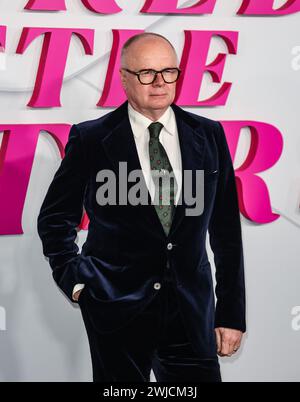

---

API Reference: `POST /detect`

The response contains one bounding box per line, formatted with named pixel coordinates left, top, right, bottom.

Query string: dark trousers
left=79, top=267, right=221, bottom=382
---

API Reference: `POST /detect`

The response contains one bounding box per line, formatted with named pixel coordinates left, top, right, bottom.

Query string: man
left=37, top=32, right=246, bottom=382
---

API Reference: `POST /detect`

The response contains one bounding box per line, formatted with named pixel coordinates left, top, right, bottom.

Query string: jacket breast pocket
left=204, top=169, right=219, bottom=184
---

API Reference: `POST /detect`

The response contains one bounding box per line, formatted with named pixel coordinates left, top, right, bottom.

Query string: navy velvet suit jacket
left=37, top=100, right=246, bottom=358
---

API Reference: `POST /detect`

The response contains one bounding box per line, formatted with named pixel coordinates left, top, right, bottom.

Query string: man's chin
left=148, top=98, right=171, bottom=108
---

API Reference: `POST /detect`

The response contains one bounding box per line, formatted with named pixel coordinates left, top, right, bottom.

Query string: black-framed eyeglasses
left=122, top=67, right=181, bottom=85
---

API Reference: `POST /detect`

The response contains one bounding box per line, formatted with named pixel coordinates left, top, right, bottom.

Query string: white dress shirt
left=73, top=102, right=182, bottom=300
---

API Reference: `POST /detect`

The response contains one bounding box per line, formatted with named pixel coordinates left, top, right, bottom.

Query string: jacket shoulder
left=171, top=103, right=220, bottom=132
left=73, top=101, right=128, bottom=141
left=184, top=109, right=220, bottom=132
left=74, top=109, right=116, bottom=139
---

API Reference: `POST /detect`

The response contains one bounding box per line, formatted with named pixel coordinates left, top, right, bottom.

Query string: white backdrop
left=0, top=0, right=300, bottom=382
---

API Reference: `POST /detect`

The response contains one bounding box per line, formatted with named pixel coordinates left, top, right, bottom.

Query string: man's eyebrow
left=137, top=67, right=178, bottom=71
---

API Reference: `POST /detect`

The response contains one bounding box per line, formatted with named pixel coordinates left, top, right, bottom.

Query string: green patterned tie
left=148, top=122, right=177, bottom=236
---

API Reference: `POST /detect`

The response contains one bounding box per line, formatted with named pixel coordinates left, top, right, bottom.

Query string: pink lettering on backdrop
left=221, top=121, right=283, bottom=223
left=0, top=120, right=283, bottom=235
left=98, top=29, right=143, bottom=107
left=81, top=0, right=122, bottom=13
left=141, top=0, right=217, bottom=14
left=175, top=30, right=238, bottom=106
left=0, top=26, right=6, bottom=48
left=23, top=0, right=300, bottom=15
left=16, top=28, right=94, bottom=108
left=0, top=125, right=88, bottom=235
left=25, top=0, right=122, bottom=13
left=237, top=0, right=300, bottom=15
left=25, top=0, right=66, bottom=11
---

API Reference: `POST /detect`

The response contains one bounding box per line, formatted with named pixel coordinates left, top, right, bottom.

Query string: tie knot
left=148, top=122, right=163, bottom=139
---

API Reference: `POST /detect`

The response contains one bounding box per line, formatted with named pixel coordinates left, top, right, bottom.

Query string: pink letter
left=25, top=0, right=122, bottom=13
left=175, top=30, right=238, bottom=106
left=81, top=0, right=122, bottom=13
left=141, top=0, right=216, bottom=14
left=220, top=121, right=283, bottom=224
left=98, top=29, right=143, bottom=107
left=0, top=26, right=6, bottom=70
left=25, top=0, right=66, bottom=11
left=0, top=125, right=67, bottom=235
left=237, top=0, right=300, bottom=15
left=0, top=26, right=6, bottom=48
left=16, top=28, right=94, bottom=108
left=0, top=124, right=88, bottom=235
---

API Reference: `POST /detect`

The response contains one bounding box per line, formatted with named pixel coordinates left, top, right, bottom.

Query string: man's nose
left=153, top=72, right=165, bottom=86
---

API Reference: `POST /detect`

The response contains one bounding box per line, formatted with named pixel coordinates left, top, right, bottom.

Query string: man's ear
left=119, top=69, right=126, bottom=89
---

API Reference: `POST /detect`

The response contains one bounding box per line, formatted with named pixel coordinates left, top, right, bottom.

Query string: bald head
left=121, top=33, right=179, bottom=69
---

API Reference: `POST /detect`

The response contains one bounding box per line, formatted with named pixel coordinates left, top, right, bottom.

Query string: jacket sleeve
left=37, top=124, right=88, bottom=302
left=208, top=122, right=246, bottom=332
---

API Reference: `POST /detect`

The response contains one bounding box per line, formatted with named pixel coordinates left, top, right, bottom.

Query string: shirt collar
left=128, top=102, right=176, bottom=138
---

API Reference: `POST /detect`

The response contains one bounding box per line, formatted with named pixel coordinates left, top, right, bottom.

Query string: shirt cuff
left=72, top=283, right=85, bottom=301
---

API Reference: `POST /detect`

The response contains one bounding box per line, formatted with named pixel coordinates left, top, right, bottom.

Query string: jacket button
left=154, top=282, right=161, bottom=290
left=167, top=243, right=173, bottom=250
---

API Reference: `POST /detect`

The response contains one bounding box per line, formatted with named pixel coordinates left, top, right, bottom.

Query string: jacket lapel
left=168, top=104, right=206, bottom=237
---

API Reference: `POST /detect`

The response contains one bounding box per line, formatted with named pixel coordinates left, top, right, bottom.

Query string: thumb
left=215, top=328, right=221, bottom=353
